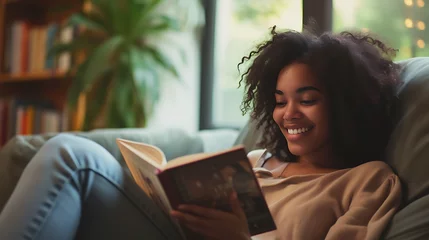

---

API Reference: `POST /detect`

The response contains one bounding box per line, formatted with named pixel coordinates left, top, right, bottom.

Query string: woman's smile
left=284, top=126, right=314, bottom=141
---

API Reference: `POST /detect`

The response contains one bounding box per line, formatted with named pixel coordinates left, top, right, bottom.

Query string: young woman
left=171, top=27, right=403, bottom=239
left=0, top=27, right=402, bottom=240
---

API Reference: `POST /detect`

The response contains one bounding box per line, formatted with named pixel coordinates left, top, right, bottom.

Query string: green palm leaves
left=49, top=0, right=187, bottom=129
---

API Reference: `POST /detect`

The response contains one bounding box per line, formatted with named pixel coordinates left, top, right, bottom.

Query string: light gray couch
left=0, top=57, right=429, bottom=239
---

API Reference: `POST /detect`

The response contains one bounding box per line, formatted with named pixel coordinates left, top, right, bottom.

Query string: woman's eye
left=275, top=102, right=286, bottom=106
left=301, top=100, right=316, bottom=105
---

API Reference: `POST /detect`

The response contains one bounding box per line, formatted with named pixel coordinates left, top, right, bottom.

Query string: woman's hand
left=170, top=192, right=251, bottom=240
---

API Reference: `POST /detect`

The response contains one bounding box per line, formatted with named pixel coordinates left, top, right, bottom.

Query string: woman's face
left=272, top=63, right=331, bottom=158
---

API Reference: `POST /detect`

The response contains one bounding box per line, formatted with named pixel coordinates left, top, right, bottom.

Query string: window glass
left=333, top=0, right=429, bottom=60
left=212, top=0, right=303, bottom=127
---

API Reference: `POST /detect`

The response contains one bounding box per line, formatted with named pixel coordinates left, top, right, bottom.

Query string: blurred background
left=0, top=0, right=427, bottom=148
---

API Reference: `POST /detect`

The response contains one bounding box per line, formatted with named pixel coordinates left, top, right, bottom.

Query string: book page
left=116, top=138, right=166, bottom=167
left=116, top=139, right=173, bottom=215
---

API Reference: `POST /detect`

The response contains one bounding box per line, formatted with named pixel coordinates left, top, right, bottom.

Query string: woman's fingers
left=170, top=210, right=205, bottom=225
left=170, top=202, right=251, bottom=240
left=170, top=210, right=219, bottom=238
left=230, top=191, right=247, bottom=221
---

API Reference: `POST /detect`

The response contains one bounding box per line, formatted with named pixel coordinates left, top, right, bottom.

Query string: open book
left=116, top=138, right=276, bottom=240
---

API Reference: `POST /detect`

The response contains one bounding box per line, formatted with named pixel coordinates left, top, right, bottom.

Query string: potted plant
left=50, top=0, right=195, bottom=130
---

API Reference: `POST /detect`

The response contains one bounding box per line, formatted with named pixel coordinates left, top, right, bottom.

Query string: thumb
left=230, top=191, right=247, bottom=221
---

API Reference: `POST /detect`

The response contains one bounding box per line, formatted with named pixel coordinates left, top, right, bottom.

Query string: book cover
left=45, top=24, right=59, bottom=70
left=158, top=147, right=276, bottom=238
left=11, top=22, right=23, bottom=74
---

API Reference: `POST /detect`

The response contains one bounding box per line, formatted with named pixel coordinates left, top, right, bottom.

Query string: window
left=333, top=0, right=429, bottom=60
left=210, top=0, right=303, bottom=128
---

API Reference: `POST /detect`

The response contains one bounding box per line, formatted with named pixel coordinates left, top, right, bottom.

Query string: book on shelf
left=116, top=138, right=277, bottom=240
left=0, top=98, right=68, bottom=147
left=3, top=20, right=78, bottom=76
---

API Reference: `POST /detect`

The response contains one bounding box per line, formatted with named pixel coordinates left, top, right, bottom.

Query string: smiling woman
left=236, top=26, right=403, bottom=239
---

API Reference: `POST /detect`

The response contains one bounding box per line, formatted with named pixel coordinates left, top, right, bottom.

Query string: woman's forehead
left=276, top=63, right=321, bottom=89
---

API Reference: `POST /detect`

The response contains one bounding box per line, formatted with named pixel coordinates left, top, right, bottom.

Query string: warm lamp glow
left=417, top=0, right=425, bottom=7
left=417, top=39, right=425, bottom=48
left=417, top=21, right=426, bottom=30
left=405, top=18, right=414, bottom=28
left=402, top=46, right=412, bottom=56
left=404, top=0, right=413, bottom=6
left=84, top=2, right=93, bottom=12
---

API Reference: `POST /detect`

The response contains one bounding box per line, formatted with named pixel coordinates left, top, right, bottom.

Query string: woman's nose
left=282, top=103, right=302, bottom=120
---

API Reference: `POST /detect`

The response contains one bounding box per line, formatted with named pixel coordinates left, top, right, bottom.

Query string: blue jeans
left=0, top=134, right=182, bottom=240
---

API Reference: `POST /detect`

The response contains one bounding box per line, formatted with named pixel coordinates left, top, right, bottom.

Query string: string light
left=417, top=39, right=425, bottom=48
left=405, top=18, right=414, bottom=28
left=417, top=21, right=426, bottom=30
left=404, top=0, right=413, bottom=6
left=417, top=0, right=425, bottom=7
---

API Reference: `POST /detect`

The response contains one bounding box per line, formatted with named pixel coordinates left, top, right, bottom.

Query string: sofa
left=0, top=57, right=429, bottom=239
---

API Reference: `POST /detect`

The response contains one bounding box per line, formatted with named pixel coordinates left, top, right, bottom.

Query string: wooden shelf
left=5, top=0, right=81, bottom=6
left=0, top=71, right=69, bottom=82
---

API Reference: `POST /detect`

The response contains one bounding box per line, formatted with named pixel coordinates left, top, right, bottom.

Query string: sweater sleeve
left=325, top=168, right=402, bottom=240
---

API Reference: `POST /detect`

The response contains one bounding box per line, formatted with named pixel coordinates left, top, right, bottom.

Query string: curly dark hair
left=238, top=26, right=402, bottom=168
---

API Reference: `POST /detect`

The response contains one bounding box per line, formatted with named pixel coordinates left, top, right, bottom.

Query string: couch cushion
left=385, top=57, right=429, bottom=204
left=197, top=128, right=239, bottom=153
left=234, top=118, right=265, bottom=152
left=382, top=57, right=429, bottom=239
left=383, top=194, right=429, bottom=240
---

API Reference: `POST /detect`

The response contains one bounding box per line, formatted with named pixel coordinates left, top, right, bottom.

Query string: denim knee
left=43, top=133, right=95, bottom=155
left=33, top=133, right=120, bottom=176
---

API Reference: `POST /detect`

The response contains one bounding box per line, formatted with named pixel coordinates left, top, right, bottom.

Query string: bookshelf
left=0, top=0, right=85, bottom=147
left=0, top=71, right=67, bottom=82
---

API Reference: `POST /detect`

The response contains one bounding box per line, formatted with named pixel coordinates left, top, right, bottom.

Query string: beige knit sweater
left=249, top=150, right=402, bottom=240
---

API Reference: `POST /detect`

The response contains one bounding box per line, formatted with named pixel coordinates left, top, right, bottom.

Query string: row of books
left=3, top=21, right=76, bottom=75
left=0, top=98, right=69, bottom=147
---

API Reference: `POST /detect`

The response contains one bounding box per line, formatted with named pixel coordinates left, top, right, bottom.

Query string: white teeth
left=287, top=127, right=311, bottom=135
